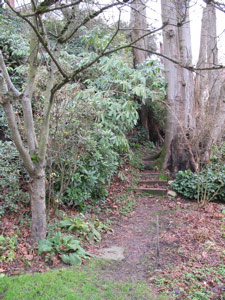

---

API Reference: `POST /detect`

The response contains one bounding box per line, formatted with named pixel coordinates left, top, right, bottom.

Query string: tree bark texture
left=194, top=3, right=225, bottom=161
left=30, top=171, right=46, bottom=242
left=162, top=0, right=224, bottom=173
left=161, top=0, right=196, bottom=174
left=130, top=0, right=148, bottom=67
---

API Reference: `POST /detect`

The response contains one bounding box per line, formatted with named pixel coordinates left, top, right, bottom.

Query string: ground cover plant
left=37, top=231, right=89, bottom=266
left=171, top=166, right=225, bottom=203
left=171, top=143, right=225, bottom=204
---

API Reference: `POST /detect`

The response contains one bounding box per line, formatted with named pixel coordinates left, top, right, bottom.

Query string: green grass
left=0, top=259, right=166, bottom=300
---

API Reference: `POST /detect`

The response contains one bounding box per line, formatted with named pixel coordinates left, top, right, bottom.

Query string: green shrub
left=0, top=141, right=29, bottom=217
left=0, top=9, right=29, bottom=89
left=46, top=45, right=165, bottom=210
left=171, top=166, right=225, bottom=203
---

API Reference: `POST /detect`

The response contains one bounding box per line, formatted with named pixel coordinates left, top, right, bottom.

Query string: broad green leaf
left=62, top=253, right=82, bottom=266
left=37, top=239, right=53, bottom=255
left=66, top=240, right=81, bottom=251
left=59, top=219, right=73, bottom=228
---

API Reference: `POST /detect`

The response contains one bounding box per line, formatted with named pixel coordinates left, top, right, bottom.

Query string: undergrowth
left=171, top=166, right=225, bottom=203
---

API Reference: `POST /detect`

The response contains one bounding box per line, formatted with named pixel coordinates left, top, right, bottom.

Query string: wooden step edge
left=135, top=188, right=167, bottom=196
left=139, top=180, right=168, bottom=185
left=143, top=161, right=154, bottom=165
left=142, top=171, right=169, bottom=175
left=141, top=174, right=169, bottom=180
left=142, top=171, right=169, bottom=174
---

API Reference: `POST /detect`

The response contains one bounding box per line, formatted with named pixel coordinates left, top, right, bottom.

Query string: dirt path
left=89, top=184, right=225, bottom=300
left=91, top=195, right=175, bottom=282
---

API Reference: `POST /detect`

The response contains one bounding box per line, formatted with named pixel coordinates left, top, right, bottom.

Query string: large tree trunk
left=30, top=170, right=46, bottom=242
left=195, top=3, right=225, bottom=162
left=130, top=0, right=147, bottom=67
left=162, top=1, right=224, bottom=173
left=161, top=0, right=196, bottom=174
left=130, top=0, right=150, bottom=139
left=195, top=4, right=218, bottom=124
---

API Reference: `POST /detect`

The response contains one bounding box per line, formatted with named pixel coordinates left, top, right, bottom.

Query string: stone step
left=135, top=188, right=167, bottom=196
left=139, top=179, right=168, bottom=186
left=143, top=160, right=154, bottom=170
left=141, top=172, right=169, bottom=180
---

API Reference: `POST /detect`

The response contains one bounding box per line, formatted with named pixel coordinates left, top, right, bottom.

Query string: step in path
left=135, top=159, right=169, bottom=197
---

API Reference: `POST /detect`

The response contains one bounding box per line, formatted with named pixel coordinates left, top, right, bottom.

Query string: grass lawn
left=0, top=259, right=167, bottom=300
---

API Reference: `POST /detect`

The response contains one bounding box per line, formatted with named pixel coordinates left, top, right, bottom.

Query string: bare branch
left=58, top=1, right=123, bottom=43
left=203, top=0, right=225, bottom=13
left=0, top=51, right=20, bottom=97
left=5, top=1, right=68, bottom=79
left=2, top=101, right=35, bottom=175
left=101, top=11, right=122, bottom=53
left=130, top=46, right=225, bottom=72
left=22, top=28, right=39, bottom=153
left=19, top=0, right=83, bottom=17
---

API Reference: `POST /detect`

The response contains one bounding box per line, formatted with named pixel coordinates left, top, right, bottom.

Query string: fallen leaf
left=25, top=255, right=33, bottom=261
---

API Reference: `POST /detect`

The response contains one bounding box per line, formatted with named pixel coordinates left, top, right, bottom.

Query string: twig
left=156, top=215, right=160, bottom=267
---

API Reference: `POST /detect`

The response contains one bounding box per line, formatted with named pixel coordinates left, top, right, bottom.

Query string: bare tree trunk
left=177, top=0, right=195, bottom=130
left=195, top=3, right=225, bottom=161
left=30, top=171, right=46, bottom=241
left=130, top=0, right=147, bottom=67
left=161, top=0, right=196, bottom=174
left=195, top=4, right=218, bottom=123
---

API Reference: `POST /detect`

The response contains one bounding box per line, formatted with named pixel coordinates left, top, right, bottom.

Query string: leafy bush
left=37, top=231, right=89, bottom=266
left=46, top=44, right=165, bottom=210
left=171, top=166, right=225, bottom=203
left=0, top=21, right=165, bottom=212
left=59, top=215, right=110, bottom=242
left=0, top=141, right=29, bottom=217
left=0, top=234, right=17, bottom=262
left=0, top=9, right=29, bottom=89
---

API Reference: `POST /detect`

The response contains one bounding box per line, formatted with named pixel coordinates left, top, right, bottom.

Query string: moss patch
left=152, top=145, right=166, bottom=170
